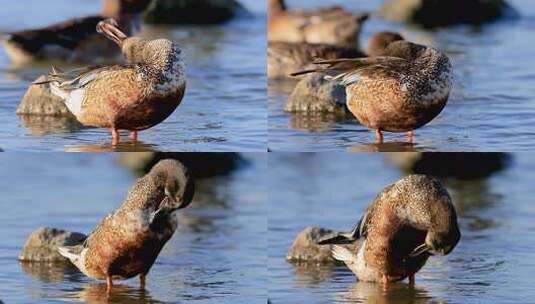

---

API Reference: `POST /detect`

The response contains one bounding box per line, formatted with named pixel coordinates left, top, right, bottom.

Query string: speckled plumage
left=268, top=0, right=368, bottom=47
left=43, top=19, right=186, bottom=144
left=4, top=0, right=151, bottom=63
left=318, top=175, right=460, bottom=284
left=58, top=160, right=194, bottom=289
left=292, top=38, right=452, bottom=141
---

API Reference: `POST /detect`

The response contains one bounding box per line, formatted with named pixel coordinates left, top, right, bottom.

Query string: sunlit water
left=268, top=0, right=535, bottom=152
left=268, top=153, right=535, bottom=303
left=0, top=0, right=266, bottom=152
left=0, top=153, right=267, bottom=303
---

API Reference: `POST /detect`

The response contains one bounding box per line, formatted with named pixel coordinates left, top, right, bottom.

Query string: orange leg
left=408, top=274, right=415, bottom=286
left=407, top=131, right=414, bottom=143
left=131, top=130, right=138, bottom=142
left=381, top=274, right=390, bottom=291
left=375, top=129, right=384, bottom=143
left=140, top=273, right=146, bottom=290
left=111, top=128, right=120, bottom=146
left=106, top=276, right=114, bottom=292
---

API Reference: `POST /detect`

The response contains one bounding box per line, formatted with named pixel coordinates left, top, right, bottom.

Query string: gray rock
left=285, top=74, right=348, bottom=114
left=144, top=0, right=247, bottom=25
left=16, top=75, right=74, bottom=117
left=19, top=227, right=86, bottom=262
left=286, top=226, right=359, bottom=263
left=379, top=0, right=518, bottom=28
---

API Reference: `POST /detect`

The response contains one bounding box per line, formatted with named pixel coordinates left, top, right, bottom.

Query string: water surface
left=0, top=0, right=266, bottom=152
left=0, top=153, right=267, bottom=303
left=268, top=153, right=535, bottom=303
left=268, top=0, right=535, bottom=151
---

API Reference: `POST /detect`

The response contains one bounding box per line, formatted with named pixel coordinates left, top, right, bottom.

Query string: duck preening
left=268, top=0, right=369, bottom=47
left=291, top=36, right=452, bottom=143
left=3, top=0, right=151, bottom=63
left=318, top=175, right=461, bottom=286
left=37, top=18, right=186, bottom=145
left=58, top=160, right=195, bottom=291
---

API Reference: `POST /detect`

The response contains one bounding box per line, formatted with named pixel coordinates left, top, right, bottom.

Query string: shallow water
left=0, top=0, right=266, bottom=152
left=0, top=153, right=267, bottom=303
left=268, top=0, right=535, bottom=152
left=268, top=153, right=535, bottom=303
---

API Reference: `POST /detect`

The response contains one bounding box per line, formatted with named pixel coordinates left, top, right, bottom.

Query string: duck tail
left=331, top=245, right=355, bottom=262
left=289, top=58, right=375, bottom=79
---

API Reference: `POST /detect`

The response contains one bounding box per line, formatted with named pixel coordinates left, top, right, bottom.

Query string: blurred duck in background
left=268, top=32, right=403, bottom=79
left=268, top=0, right=368, bottom=48
left=3, top=0, right=151, bottom=64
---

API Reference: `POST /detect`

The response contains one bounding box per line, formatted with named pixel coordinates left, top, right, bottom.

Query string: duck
left=268, top=0, right=369, bottom=47
left=3, top=0, right=152, bottom=64
left=318, top=175, right=461, bottom=286
left=58, top=159, right=195, bottom=290
left=36, top=18, right=186, bottom=145
left=291, top=37, right=452, bottom=143
left=268, top=32, right=403, bottom=79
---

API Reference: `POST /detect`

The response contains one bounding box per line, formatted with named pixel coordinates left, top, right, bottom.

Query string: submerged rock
left=287, top=226, right=359, bottom=263
left=144, top=0, right=247, bottom=25
left=16, top=75, right=73, bottom=117
left=19, top=227, right=86, bottom=262
left=386, top=152, right=510, bottom=179
left=117, top=152, right=244, bottom=178
left=286, top=74, right=348, bottom=114
left=379, top=0, right=518, bottom=28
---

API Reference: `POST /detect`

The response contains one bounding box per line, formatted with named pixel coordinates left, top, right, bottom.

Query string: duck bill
left=409, top=243, right=432, bottom=257
left=97, top=19, right=127, bottom=46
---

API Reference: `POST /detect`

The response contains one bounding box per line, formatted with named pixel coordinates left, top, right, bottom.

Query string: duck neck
left=269, top=0, right=286, bottom=13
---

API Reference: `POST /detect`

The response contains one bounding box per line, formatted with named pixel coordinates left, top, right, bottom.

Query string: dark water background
left=268, top=0, right=535, bottom=152
left=0, top=0, right=266, bottom=152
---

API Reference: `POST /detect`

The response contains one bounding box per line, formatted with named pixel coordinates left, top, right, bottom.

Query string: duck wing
left=317, top=209, right=371, bottom=245
left=7, top=16, right=105, bottom=52
left=291, top=56, right=408, bottom=80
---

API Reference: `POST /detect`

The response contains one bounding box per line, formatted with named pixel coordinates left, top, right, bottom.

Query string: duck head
left=150, top=159, right=195, bottom=211
left=410, top=200, right=461, bottom=257
left=367, top=31, right=404, bottom=56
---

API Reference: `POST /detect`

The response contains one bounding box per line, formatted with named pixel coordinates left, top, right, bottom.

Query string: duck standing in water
left=3, top=0, right=151, bottom=63
left=58, top=160, right=195, bottom=290
left=291, top=38, right=452, bottom=143
left=38, top=18, right=186, bottom=145
left=318, top=175, right=460, bottom=286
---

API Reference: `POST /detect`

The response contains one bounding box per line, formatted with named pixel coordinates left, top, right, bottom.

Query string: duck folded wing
left=290, top=57, right=408, bottom=82
left=317, top=209, right=370, bottom=245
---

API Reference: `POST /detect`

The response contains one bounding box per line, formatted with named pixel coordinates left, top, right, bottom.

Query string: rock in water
left=379, top=0, right=518, bottom=28
left=286, top=74, right=348, bottom=114
left=19, top=227, right=86, bottom=262
left=144, top=0, right=247, bottom=25
left=16, top=75, right=73, bottom=117
left=287, top=226, right=359, bottom=263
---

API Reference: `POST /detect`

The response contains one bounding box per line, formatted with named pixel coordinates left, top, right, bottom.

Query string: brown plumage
left=267, top=32, right=403, bottom=79
left=291, top=37, right=453, bottom=143
left=268, top=0, right=369, bottom=47
left=58, top=159, right=195, bottom=290
left=3, top=0, right=151, bottom=63
left=40, top=18, right=186, bottom=145
left=318, top=175, right=461, bottom=286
